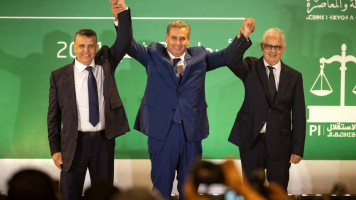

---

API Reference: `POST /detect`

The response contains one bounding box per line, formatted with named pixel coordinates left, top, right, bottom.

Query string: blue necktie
left=267, top=66, right=277, bottom=105
left=172, top=58, right=182, bottom=123
left=85, top=66, right=99, bottom=126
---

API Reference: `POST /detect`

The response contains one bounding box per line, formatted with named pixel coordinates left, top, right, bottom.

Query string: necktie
left=85, top=66, right=99, bottom=126
left=267, top=66, right=277, bottom=105
left=173, top=58, right=181, bottom=66
left=172, top=58, right=182, bottom=123
left=173, top=58, right=181, bottom=79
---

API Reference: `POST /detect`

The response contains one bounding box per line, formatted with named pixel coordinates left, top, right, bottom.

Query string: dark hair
left=112, top=187, right=164, bottom=200
left=74, top=29, right=97, bottom=42
left=84, top=180, right=120, bottom=200
left=7, top=169, right=57, bottom=200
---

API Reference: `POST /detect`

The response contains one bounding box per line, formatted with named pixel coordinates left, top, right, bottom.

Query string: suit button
left=172, top=109, right=176, bottom=111
left=177, top=92, right=181, bottom=96
left=268, top=108, right=271, bottom=112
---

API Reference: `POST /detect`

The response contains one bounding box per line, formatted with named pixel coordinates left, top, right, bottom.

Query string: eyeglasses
left=263, top=44, right=283, bottom=51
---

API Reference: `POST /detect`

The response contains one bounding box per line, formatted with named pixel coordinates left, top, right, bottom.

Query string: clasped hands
left=110, top=0, right=127, bottom=21
left=239, top=18, right=255, bottom=39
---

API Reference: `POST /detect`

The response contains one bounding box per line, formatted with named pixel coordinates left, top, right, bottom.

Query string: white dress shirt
left=167, top=50, right=186, bottom=72
left=74, top=59, right=105, bottom=131
left=260, top=59, right=281, bottom=133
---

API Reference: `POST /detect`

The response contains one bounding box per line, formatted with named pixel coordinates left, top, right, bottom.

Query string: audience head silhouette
left=84, top=180, right=120, bottom=200
left=7, top=169, right=57, bottom=200
left=111, top=187, right=164, bottom=200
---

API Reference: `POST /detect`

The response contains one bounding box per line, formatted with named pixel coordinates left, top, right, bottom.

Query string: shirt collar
left=263, top=59, right=281, bottom=71
left=75, top=59, right=96, bottom=72
left=167, top=50, right=185, bottom=62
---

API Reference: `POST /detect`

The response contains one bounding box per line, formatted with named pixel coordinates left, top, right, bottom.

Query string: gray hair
left=262, top=28, right=286, bottom=47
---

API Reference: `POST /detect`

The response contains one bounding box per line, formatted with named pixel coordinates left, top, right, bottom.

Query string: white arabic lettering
left=307, top=0, right=356, bottom=13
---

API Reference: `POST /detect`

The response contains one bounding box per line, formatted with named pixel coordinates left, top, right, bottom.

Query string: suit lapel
left=256, top=58, right=269, bottom=104
left=273, top=61, right=290, bottom=106
left=180, top=51, right=192, bottom=84
left=102, top=63, right=109, bottom=101
left=64, top=63, right=78, bottom=121
left=156, top=49, right=179, bottom=87
left=96, top=45, right=109, bottom=100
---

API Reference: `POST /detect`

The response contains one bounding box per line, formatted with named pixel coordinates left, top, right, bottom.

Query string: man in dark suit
left=227, top=20, right=306, bottom=190
left=110, top=5, right=249, bottom=200
left=47, top=2, right=131, bottom=199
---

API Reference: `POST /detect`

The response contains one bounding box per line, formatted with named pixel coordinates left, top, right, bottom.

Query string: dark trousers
left=239, top=135, right=291, bottom=190
left=148, top=123, right=202, bottom=200
left=60, top=132, right=115, bottom=200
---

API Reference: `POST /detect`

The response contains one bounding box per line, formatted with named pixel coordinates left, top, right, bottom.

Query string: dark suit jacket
left=128, top=37, right=238, bottom=142
left=47, top=9, right=132, bottom=171
left=227, top=35, right=306, bottom=161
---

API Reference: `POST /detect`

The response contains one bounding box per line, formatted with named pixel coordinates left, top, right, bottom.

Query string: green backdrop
left=1, top=0, right=355, bottom=159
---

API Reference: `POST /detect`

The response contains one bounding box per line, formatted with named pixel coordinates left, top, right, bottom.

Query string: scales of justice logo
left=308, top=43, right=356, bottom=123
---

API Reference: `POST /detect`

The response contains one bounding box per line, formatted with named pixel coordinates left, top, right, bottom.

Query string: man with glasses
left=226, top=27, right=306, bottom=191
